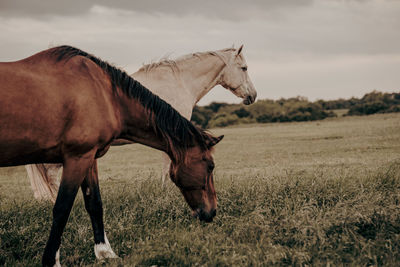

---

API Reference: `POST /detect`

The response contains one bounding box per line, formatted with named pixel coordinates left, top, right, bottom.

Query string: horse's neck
left=177, top=53, right=227, bottom=105
left=117, top=95, right=170, bottom=155
left=133, top=53, right=227, bottom=113
left=131, top=67, right=193, bottom=117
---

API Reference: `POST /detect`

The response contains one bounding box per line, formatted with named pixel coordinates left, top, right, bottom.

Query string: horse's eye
left=241, top=66, right=247, bottom=71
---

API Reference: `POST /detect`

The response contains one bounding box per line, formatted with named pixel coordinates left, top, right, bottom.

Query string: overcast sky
left=1, top=0, right=399, bottom=105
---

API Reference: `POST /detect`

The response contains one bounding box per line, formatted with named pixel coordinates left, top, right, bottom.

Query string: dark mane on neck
left=48, top=45, right=214, bottom=161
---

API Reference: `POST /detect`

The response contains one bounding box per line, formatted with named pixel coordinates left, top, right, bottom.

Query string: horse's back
left=0, top=53, right=119, bottom=166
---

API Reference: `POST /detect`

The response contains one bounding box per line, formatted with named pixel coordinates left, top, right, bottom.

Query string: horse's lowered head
left=219, top=45, right=257, bottom=105
left=169, top=135, right=224, bottom=222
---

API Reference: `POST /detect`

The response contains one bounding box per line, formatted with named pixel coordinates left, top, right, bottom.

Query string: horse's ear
left=207, top=135, right=224, bottom=148
left=236, top=45, right=244, bottom=56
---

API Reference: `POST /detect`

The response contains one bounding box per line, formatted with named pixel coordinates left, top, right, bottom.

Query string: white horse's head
left=219, top=45, right=257, bottom=105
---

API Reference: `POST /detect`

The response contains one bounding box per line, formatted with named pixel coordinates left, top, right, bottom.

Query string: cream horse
left=26, top=45, right=257, bottom=202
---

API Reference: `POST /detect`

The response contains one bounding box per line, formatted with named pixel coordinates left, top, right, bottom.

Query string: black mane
left=49, top=45, right=212, bottom=160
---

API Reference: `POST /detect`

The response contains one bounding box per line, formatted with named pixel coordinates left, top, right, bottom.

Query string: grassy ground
left=1, top=113, right=400, bottom=266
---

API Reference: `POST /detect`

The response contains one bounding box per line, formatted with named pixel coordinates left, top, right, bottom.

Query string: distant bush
left=286, top=102, right=335, bottom=122
left=317, top=97, right=361, bottom=110
left=347, top=101, right=389, bottom=115
left=191, top=106, right=212, bottom=128
left=256, top=114, right=273, bottom=123
left=208, top=113, right=239, bottom=128
left=346, top=91, right=400, bottom=116
left=191, top=91, right=400, bottom=128
left=193, top=97, right=336, bottom=128
left=232, top=108, right=250, bottom=118
left=385, top=105, right=400, bottom=113
left=206, top=102, right=228, bottom=112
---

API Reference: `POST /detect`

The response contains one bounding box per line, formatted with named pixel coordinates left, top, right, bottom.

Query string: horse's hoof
left=95, top=243, right=119, bottom=259
left=53, top=249, right=61, bottom=267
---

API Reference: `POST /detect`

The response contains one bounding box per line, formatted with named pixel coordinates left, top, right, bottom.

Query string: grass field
left=1, top=113, right=400, bottom=266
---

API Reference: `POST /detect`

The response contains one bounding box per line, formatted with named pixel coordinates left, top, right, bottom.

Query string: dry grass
left=1, top=113, right=400, bottom=266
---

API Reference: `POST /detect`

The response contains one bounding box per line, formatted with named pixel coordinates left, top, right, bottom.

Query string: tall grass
left=1, top=113, right=400, bottom=266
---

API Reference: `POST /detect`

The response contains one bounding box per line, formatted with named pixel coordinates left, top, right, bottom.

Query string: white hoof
left=94, top=233, right=118, bottom=259
left=95, top=243, right=118, bottom=259
left=53, top=249, right=61, bottom=267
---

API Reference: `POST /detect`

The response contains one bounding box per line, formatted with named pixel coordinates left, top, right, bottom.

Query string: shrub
left=192, top=91, right=400, bottom=128
left=347, top=101, right=389, bottom=116
left=232, top=108, right=250, bottom=118
left=256, top=114, right=272, bottom=123
left=208, top=114, right=239, bottom=128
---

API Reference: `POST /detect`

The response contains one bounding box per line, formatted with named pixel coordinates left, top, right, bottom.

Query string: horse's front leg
left=80, top=160, right=117, bottom=259
left=42, top=153, right=95, bottom=267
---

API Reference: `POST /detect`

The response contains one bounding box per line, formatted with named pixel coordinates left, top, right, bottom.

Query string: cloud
left=0, top=0, right=92, bottom=17
left=0, top=0, right=313, bottom=20
left=0, top=0, right=399, bottom=103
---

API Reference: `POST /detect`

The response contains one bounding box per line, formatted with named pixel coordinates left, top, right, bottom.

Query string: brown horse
left=0, top=46, right=223, bottom=266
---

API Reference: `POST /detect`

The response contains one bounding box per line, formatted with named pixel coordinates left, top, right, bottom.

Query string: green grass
left=1, top=113, right=400, bottom=266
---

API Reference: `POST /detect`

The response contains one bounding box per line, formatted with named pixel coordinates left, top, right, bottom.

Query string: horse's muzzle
left=243, top=94, right=256, bottom=105
left=192, top=208, right=217, bottom=223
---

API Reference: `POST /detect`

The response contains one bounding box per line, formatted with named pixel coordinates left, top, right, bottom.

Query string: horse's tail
left=25, top=164, right=61, bottom=203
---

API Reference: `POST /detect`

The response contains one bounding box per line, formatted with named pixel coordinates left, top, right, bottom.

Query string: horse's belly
left=0, top=115, right=64, bottom=166
left=0, top=141, right=63, bottom=167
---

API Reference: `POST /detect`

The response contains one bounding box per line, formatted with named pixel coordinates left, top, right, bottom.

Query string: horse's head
left=169, top=135, right=224, bottom=222
left=219, top=45, right=257, bottom=105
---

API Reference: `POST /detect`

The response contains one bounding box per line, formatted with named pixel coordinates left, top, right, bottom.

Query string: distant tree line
left=191, top=91, right=400, bottom=128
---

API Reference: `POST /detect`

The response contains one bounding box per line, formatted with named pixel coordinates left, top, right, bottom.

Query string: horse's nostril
left=243, top=95, right=253, bottom=105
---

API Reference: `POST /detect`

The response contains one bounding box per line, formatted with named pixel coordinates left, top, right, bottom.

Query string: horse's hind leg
left=42, top=153, right=95, bottom=267
left=80, top=160, right=117, bottom=259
